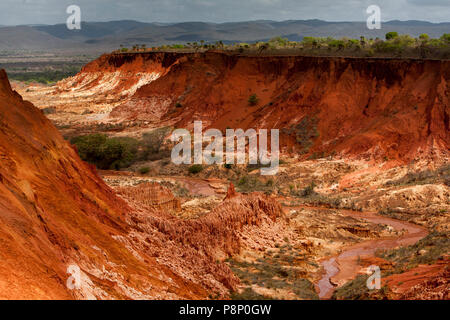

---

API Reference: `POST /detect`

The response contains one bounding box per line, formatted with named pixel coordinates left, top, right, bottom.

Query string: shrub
left=332, top=275, right=372, bottom=300
left=42, top=107, right=56, bottom=115
left=70, top=134, right=138, bottom=170
left=188, top=164, right=203, bottom=174
left=248, top=94, right=259, bottom=106
left=269, top=36, right=289, bottom=48
left=384, top=165, right=449, bottom=186
left=228, top=255, right=318, bottom=300
left=300, top=181, right=316, bottom=197
left=293, top=279, right=319, bottom=300
left=138, top=167, right=150, bottom=174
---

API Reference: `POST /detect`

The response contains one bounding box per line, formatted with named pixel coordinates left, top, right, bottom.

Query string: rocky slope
left=0, top=69, right=138, bottom=299
left=0, top=69, right=285, bottom=299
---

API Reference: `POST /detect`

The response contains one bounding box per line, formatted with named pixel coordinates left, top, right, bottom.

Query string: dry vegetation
left=116, top=33, right=450, bottom=59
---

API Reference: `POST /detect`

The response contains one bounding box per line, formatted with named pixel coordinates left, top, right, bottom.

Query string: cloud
left=0, top=0, right=448, bottom=26
left=407, top=0, right=450, bottom=6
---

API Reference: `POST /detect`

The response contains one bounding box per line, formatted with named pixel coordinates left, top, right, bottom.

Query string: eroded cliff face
left=0, top=69, right=135, bottom=299
left=57, top=52, right=183, bottom=98
left=0, top=69, right=285, bottom=299
left=13, top=53, right=183, bottom=119
left=106, top=52, right=449, bottom=163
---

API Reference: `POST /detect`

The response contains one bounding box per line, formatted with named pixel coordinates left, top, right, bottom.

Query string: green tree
left=440, top=33, right=450, bottom=44
left=419, top=33, right=429, bottom=41
left=385, top=32, right=399, bottom=40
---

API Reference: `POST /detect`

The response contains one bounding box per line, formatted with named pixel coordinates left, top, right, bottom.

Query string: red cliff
left=106, top=52, right=449, bottom=163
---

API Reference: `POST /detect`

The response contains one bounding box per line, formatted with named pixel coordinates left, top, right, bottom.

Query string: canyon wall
left=103, top=52, right=449, bottom=163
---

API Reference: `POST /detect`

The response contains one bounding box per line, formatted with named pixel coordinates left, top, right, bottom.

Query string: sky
left=0, top=0, right=449, bottom=26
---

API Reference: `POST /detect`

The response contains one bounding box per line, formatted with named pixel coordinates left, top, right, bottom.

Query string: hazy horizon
left=3, top=18, right=450, bottom=28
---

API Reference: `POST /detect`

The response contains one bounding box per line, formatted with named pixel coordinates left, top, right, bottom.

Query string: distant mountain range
left=1, top=19, right=449, bottom=52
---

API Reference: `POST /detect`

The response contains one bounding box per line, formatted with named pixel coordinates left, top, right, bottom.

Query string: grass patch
left=289, top=182, right=344, bottom=209
left=228, top=253, right=319, bottom=300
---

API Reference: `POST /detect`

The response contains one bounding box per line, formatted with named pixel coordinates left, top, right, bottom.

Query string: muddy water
left=317, top=210, right=428, bottom=299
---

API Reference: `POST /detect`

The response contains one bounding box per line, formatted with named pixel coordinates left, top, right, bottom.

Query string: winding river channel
left=316, top=209, right=428, bottom=299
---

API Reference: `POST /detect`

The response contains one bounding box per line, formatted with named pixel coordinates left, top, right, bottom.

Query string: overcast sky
left=1, top=0, right=449, bottom=26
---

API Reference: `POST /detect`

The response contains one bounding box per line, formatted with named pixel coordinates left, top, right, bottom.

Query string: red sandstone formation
left=225, top=182, right=237, bottom=199
left=118, top=184, right=283, bottom=294
left=103, top=52, right=449, bottom=163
